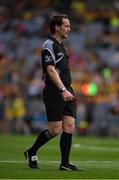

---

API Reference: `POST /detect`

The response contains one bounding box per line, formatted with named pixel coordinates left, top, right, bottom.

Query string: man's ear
left=56, top=25, right=60, bottom=31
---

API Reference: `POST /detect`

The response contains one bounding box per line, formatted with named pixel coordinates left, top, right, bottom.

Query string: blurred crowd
left=0, top=0, right=119, bottom=137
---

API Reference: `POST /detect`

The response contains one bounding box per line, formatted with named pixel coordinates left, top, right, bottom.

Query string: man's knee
left=63, top=123, right=75, bottom=134
left=48, top=122, right=62, bottom=136
left=51, top=127, right=61, bottom=136
left=63, top=116, right=75, bottom=134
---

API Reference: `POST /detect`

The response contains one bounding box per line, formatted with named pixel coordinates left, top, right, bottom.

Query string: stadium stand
left=0, top=0, right=119, bottom=137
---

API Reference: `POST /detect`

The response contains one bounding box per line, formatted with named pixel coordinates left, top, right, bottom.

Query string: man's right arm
left=47, top=65, right=74, bottom=102
left=42, top=44, right=74, bottom=101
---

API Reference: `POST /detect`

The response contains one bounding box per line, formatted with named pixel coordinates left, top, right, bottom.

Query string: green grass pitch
left=0, top=134, right=119, bottom=179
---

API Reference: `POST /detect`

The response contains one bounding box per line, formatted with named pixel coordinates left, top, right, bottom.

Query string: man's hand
left=61, top=90, right=75, bottom=102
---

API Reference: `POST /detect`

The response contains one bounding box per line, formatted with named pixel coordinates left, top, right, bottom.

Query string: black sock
left=60, top=132, right=72, bottom=165
left=29, top=129, right=53, bottom=155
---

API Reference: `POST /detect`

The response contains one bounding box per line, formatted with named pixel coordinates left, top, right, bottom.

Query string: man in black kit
left=24, top=14, right=84, bottom=171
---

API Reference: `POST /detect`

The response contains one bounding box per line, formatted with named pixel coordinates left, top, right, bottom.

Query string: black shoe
left=59, top=163, right=85, bottom=171
left=24, top=150, right=38, bottom=169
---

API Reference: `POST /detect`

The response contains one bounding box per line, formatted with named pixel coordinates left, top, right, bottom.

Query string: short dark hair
left=49, top=14, right=68, bottom=34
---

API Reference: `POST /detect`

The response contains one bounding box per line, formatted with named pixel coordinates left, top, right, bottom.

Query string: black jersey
left=41, top=36, right=71, bottom=87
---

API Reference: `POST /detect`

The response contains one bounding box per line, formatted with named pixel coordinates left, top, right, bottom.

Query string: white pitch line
left=73, top=144, right=119, bottom=152
left=0, top=160, right=119, bottom=171
left=0, top=160, right=118, bottom=164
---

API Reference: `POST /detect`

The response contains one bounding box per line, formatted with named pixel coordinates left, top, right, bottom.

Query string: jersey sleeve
left=42, top=49, right=55, bottom=66
left=41, top=40, right=56, bottom=66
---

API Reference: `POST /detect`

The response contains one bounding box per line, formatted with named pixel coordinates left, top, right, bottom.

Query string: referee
left=24, top=14, right=82, bottom=171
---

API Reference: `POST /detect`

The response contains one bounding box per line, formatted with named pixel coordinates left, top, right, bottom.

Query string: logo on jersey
left=56, top=52, right=64, bottom=63
left=56, top=68, right=60, bottom=74
left=57, top=52, right=63, bottom=56
left=45, top=55, right=52, bottom=62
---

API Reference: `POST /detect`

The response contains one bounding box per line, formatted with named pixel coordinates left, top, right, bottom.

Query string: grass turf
left=0, top=134, right=119, bottom=179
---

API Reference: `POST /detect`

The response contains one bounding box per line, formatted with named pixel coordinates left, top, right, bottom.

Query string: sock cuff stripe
left=62, top=132, right=72, bottom=137
left=44, top=129, right=53, bottom=139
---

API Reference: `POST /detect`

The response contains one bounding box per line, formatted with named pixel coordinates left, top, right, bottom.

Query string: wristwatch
left=60, top=87, right=66, bottom=92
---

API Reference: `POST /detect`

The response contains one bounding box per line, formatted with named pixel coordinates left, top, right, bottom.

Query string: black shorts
left=43, top=86, right=76, bottom=121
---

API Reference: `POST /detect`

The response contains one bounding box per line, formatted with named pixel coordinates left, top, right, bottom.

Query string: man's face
left=59, top=18, right=71, bottom=39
